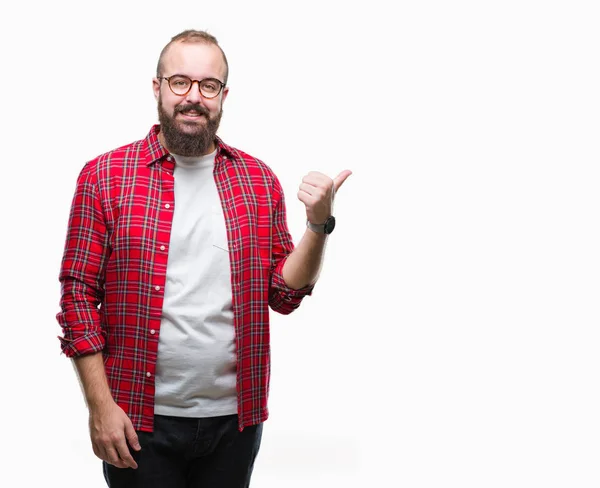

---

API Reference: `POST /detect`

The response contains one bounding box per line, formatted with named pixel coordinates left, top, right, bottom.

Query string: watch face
left=324, top=216, right=336, bottom=234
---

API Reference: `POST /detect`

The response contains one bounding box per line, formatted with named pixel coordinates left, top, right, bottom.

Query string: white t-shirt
left=154, top=149, right=237, bottom=417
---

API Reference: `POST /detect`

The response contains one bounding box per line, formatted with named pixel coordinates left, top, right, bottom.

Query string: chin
left=184, top=118, right=209, bottom=128
left=176, top=119, right=205, bottom=131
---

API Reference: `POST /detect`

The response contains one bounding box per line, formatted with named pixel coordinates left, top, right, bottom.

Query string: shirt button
left=160, top=245, right=166, bottom=251
left=155, top=285, right=160, bottom=291
left=165, top=203, right=171, bottom=209
left=150, top=329, right=156, bottom=335
left=146, top=372, right=152, bottom=377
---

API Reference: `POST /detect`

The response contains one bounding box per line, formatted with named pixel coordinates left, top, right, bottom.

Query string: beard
left=157, top=96, right=223, bottom=157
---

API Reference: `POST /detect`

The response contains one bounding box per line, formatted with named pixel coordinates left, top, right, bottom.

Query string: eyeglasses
left=161, top=75, right=226, bottom=99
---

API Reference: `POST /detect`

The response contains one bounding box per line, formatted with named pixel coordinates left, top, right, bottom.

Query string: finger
left=302, top=173, right=332, bottom=187
left=297, top=190, right=317, bottom=206
left=92, top=441, right=101, bottom=458
left=298, top=183, right=315, bottom=196
left=124, top=422, right=141, bottom=452
left=104, top=446, right=128, bottom=469
left=299, top=183, right=328, bottom=199
left=333, top=170, right=352, bottom=192
left=115, top=438, right=138, bottom=469
left=305, top=171, right=327, bottom=180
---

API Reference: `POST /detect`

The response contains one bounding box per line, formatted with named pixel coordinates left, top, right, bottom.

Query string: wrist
left=306, top=216, right=336, bottom=235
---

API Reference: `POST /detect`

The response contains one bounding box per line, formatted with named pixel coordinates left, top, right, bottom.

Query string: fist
left=297, top=170, right=352, bottom=225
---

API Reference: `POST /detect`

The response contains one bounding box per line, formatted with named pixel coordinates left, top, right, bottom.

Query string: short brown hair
left=156, top=29, right=229, bottom=84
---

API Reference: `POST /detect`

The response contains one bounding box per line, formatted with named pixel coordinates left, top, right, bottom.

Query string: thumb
left=125, top=420, right=141, bottom=451
left=333, top=170, right=352, bottom=192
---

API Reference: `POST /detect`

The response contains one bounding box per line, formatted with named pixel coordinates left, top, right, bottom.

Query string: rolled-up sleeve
left=56, top=166, right=109, bottom=357
left=268, top=176, right=314, bottom=315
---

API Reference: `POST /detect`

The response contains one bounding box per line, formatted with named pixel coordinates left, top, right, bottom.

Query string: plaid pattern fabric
left=56, top=125, right=313, bottom=432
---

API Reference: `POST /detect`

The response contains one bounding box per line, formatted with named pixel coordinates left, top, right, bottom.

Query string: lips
left=177, top=104, right=208, bottom=118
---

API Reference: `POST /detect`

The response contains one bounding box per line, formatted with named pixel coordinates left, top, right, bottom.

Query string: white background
left=0, top=0, right=599, bottom=486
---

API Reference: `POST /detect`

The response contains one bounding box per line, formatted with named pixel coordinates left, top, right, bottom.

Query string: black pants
left=103, top=414, right=263, bottom=488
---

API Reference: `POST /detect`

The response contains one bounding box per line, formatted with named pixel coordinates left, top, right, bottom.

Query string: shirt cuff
left=58, top=331, right=106, bottom=358
left=269, top=264, right=314, bottom=314
left=271, top=270, right=315, bottom=299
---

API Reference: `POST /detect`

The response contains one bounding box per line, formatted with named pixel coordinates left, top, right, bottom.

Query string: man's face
left=153, top=42, right=229, bottom=157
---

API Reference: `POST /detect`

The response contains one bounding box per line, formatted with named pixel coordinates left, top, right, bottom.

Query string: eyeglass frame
left=160, top=75, right=226, bottom=99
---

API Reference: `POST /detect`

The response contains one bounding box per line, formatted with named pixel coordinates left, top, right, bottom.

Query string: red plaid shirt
left=57, top=125, right=313, bottom=432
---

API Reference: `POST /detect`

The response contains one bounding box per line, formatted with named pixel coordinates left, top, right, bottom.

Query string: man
left=56, top=29, right=351, bottom=488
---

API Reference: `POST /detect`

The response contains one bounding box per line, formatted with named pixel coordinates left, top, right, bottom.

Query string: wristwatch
left=306, top=216, right=336, bottom=235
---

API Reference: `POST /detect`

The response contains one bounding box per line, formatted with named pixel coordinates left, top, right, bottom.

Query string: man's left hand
left=297, top=170, right=352, bottom=225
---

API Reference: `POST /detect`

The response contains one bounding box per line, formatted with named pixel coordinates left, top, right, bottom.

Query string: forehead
left=162, top=42, right=226, bottom=79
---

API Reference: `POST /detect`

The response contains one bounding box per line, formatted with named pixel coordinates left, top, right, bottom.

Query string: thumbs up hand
left=297, top=170, right=352, bottom=225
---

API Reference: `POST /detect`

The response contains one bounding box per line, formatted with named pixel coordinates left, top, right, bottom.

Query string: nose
left=185, top=80, right=203, bottom=103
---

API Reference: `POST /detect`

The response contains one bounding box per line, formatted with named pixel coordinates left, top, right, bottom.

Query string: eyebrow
left=168, top=73, right=225, bottom=83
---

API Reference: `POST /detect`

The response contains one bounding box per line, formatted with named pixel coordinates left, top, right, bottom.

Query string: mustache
left=175, top=104, right=210, bottom=117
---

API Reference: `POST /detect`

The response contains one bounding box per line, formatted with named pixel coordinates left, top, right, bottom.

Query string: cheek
left=207, top=100, right=222, bottom=115
left=164, top=100, right=181, bottom=116
left=159, top=92, right=181, bottom=113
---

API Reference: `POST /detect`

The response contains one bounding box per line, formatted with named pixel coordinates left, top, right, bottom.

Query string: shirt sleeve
left=56, top=166, right=110, bottom=357
left=268, top=175, right=314, bottom=315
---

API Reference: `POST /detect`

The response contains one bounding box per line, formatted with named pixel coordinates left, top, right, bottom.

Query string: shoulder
left=217, top=138, right=281, bottom=188
left=78, top=136, right=148, bottom=183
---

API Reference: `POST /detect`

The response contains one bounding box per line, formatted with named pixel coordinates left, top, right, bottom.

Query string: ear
left=221, top=86, right=229, bottom=104
left=152, top=77, right=161, bottom=101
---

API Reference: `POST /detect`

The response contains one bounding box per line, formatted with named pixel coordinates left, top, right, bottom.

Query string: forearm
left=281, top=228, right=328, bottom=290
left=72, top=353, right=114, bottom=410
